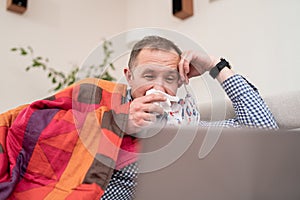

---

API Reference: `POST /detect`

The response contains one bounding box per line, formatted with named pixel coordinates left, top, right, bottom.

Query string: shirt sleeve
left=199, top=74, right=278, bottom=129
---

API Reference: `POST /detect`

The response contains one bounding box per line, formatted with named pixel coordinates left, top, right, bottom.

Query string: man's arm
left=200, top=73, right=279, bottom=129
left=178, top=51, right=278, bottom=129
left=211, top=60, right=278, bottom=129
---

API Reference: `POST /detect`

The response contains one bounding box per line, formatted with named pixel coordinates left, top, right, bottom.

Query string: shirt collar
left=126, top=89, right=133, bottom=102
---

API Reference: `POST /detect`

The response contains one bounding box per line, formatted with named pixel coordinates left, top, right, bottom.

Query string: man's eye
left=165, top=76, right=176, bottom=83
left=144, top=75, right=155, bottom=80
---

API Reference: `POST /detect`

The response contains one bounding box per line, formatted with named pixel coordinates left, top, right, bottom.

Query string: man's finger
left=143, top=103, right=164, bottom=115
left=178, top=58, right=185, bottom=82
left=183, top=60, right=190, bottom=84
left=143, top=113, right=157, bottom=122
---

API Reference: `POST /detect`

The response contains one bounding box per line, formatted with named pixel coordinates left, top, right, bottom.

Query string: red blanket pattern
left=0, top=78, right=129, bottom=199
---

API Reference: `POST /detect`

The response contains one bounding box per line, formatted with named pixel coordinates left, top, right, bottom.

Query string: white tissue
left=145, top=89, right=179, bottom=112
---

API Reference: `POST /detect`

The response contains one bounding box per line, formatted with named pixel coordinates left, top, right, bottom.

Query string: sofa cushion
left=198, top=90, right=300, bottom=129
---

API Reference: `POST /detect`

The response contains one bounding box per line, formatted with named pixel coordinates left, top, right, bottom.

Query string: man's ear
left=124, top=67, right=133, bottom=83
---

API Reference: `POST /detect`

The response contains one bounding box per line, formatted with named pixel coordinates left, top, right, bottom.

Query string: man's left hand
left=178, top=50, right=219, bottom=84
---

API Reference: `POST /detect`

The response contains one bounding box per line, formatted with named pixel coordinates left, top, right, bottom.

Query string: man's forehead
left=132, top=49, right=180, bottom=70
left=133, top=64, right=179, bottom=74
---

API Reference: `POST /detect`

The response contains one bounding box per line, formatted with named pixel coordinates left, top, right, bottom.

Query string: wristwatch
left=209, top=58, right=231, bottom=79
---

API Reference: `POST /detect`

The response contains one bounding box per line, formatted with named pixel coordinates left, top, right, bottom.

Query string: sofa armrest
left=198, top=91, right=300, bottom=129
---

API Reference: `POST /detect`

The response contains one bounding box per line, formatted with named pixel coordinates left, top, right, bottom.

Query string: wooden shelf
left=173, top=0, right=193, bottom=20
left=7, top=0, right=27, bottom=14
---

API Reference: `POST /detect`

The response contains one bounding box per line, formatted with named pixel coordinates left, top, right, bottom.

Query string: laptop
left=134, top=126, right=300, bottom=200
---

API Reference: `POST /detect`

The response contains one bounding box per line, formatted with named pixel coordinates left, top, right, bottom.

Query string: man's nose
left=152, top=82, right=166, bottom=93
left=151, top=76, right=168, bottom=92
left=153, top=84, right=166, bottom=92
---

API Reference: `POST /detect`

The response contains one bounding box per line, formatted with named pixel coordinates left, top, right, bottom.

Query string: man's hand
left=126, top=93, right=166, bottom=134
left=178, top=50, right=219, bottom=84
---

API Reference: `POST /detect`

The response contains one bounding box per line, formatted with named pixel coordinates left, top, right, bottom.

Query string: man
left=100, top=35, right=278, bottom=199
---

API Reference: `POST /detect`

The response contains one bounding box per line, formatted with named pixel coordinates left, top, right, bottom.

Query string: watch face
left=209, top=66, right=219, bottom=79
left=209, top=58, right=231, bottom=79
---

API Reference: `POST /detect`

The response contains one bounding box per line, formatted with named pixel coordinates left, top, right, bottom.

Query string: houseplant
left=11, top=40, right=116, bottom=92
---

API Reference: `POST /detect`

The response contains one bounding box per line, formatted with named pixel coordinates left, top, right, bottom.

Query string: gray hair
left=128, top=35, right=182, bottom=69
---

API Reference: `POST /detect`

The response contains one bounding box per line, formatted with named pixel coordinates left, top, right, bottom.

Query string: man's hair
left=128, top=35, right=182, bottom=69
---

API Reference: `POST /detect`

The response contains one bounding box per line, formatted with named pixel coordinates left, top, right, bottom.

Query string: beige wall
left=0, top=0, right=127, bottom=112
left=1, top=0, right=300, bottom=112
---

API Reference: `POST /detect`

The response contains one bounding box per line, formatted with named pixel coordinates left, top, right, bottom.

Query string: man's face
left=125, top=49, right=181, bottom=99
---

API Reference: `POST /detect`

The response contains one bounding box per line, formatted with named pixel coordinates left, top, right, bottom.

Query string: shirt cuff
left=221, top=74, right=258, bottom=102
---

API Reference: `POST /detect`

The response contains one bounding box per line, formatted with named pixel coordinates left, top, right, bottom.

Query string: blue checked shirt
left=198, top=74, right=278, bottom=129
left=101, top=74, right=278, bottom=200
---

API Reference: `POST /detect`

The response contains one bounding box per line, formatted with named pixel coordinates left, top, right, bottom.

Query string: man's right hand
left=125, top=93, right=166, bottom=134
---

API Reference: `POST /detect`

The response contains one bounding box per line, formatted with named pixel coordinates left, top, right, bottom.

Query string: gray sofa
left=198, top=90, right=300, bottom=129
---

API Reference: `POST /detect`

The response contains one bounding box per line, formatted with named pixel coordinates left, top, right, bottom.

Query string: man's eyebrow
left=141, top=68, right=155, bottom=73
left=166, top=70, right=178, bottom=74
left=137, top=66, right=179, bottom=75
left=165, top=70, right=180, bottom=77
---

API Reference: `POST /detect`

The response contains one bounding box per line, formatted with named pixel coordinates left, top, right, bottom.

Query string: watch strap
left=209, top=58, right=231, bottom=79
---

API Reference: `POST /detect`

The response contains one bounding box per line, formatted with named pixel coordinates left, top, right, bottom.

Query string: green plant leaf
left=20, top=48, right=27, bottom=56
left=53, top=83, right=62, bottom=91
left=109, top=63, right=115, bottom=70
left=32, top=60, right=42, bottom=67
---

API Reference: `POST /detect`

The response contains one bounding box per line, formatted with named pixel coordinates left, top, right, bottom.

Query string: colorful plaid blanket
left=0, top=78, right=129, bottom=199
